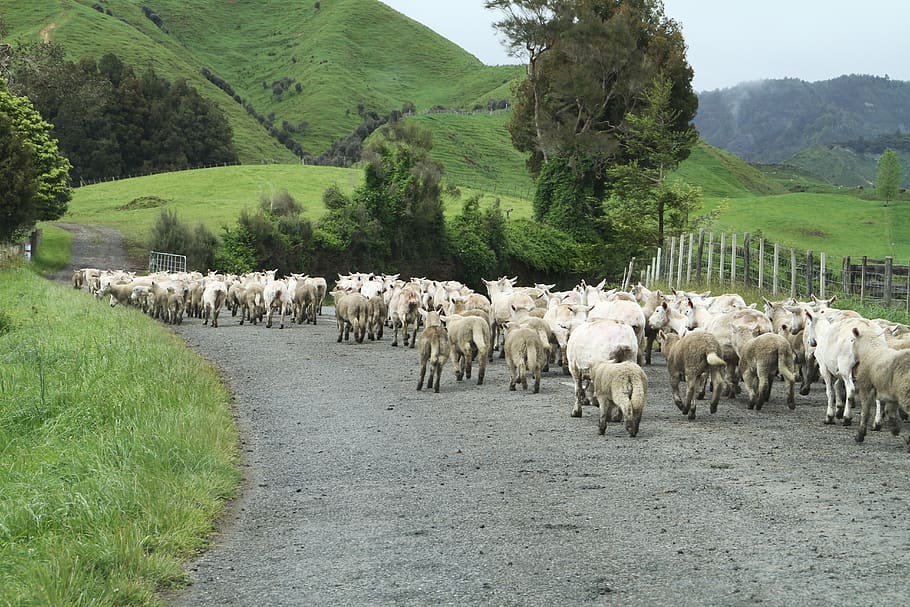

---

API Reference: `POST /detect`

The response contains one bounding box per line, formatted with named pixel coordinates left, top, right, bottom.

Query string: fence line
left=639, top=229, right=910, bottom=310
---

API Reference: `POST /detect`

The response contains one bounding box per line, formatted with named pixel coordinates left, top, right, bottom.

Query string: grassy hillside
left=3, top=0, right=522, bottom=162
left=786, top=144, right=910, bottom=189
left=673, top=141, right=786, bottom=198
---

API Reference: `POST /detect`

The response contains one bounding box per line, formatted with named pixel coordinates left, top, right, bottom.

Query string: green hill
left=3, top=0, right=523, bottom=162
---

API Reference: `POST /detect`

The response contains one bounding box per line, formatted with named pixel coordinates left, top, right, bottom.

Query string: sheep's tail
left=777, top=341, right=796, bottom=383
left=525, top=339, right=540, bottom=373
left=471, top=322, right=487, bottom=353
left=706, top=351, right=726, bottom=367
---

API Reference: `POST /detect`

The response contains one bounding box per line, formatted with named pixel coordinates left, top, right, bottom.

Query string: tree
left=607, top=76, right=699, bottom=249
left=488, top=0, right=697, bottom=249
left=0, top=109, right=39, bottom=242
left=876, top=148, right=902, bottom=206
left=0, top=86, right=71, bottom=231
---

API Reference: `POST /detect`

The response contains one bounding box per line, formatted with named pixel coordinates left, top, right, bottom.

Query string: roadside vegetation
left=0, top=267, right=238, bottom=606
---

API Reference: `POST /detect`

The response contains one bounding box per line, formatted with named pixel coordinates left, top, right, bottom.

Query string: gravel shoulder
left=53, top=226, right=910, bottom=606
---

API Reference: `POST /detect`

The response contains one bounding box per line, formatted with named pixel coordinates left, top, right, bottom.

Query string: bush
left=149, top=209, right=219, bottom=272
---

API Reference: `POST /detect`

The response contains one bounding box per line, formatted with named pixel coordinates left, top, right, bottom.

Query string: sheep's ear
left=763, top=297, right=773, bottom=308
left=418, top=308, right=428, bottom=319
left=748, top=303, right=757, bottom=309
left=784, top=305, right=801, bottom=314
left=658, top=329, right=667, bottom=340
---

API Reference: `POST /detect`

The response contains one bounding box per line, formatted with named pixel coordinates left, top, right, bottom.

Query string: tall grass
left=0, top=269, right=238, bottom=606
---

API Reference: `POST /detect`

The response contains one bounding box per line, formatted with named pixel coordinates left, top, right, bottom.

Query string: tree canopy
left=0, top=85, right=71, bottom=240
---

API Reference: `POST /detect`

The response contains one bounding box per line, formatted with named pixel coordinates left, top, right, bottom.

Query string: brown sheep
left=589, top=361, right=647, bottom=437
left=659, top=329, right=726, bottom=420
left=738, top=332, right=796, bottom=411
left=443, top=314, right=491, bottom=385
left=416, top=310, right=450, bottom=393
left=504, top=325, right=546, bottom=393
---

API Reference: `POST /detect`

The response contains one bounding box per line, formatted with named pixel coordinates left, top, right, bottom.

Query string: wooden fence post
left=719, top=233, right=726, bottom=284
left=906, top=258, right=909, bottom=314
left=686, top=233, right=694, bottom=284
left=707, top=232, right=714, bottom=284
left=743, top=233, right=751, bottom=287
left=696, top=229, right=705, bottom=283
left=860, top=256, right=867, bottom=302
left=884, top=256, right=893, bottom=306
left=667, top=238, right=676, bottom=291
left=805, top=251, right=814, bottom=297
left=730, top=234, right=737, bottom=285
left=758, top=238, right=765, bottom=289
left=655, top=247, right=662, bottom=282
left=842, top=256, right=851, bottom=296
left=772, top=243, right=780, bottom=296
left=819, top=252, right=826, bottom=299
left=790, top=249, right=797, bottom=299
left=677, top=235, right=685, bottom=289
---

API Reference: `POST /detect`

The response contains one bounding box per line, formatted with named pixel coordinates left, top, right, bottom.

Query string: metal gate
left=148, top=250, right=187, bottom=273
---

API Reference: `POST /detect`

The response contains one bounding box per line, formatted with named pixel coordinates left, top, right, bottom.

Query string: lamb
left=588, top=361, right=647, bottom=437
left=738, top=332, right=797, bottom=411
left=443, top=314, right=491, bottom=385
left=504, top=325, right=546, bottom=393
left=416, top=310, right=450, bottom=392
left=239, top=283, right=265, bottom=325
left=72, top=269, right=84, bottom=289
left=366, top=294, right=388, bottom=341
left=565, top=319, right=639, bottom=418
left=334, top=290, right=368, bottom=343
left=658, top=329, right=727, bottom=420
left=852, top=325, right=910, bottom=448
left=166, top=292, right=186, bottom=325
left=293, top=282, right=318, bottom=325
left=202, top=281, right=227, bottom=328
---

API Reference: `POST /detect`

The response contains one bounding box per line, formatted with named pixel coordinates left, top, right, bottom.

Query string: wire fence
left=634, top=229, right=910, bottom=311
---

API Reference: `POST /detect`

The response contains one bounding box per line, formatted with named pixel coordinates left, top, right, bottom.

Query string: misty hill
left=3, top=0, right=522, bottom=163
left=695, top=75, right=910, bottom=164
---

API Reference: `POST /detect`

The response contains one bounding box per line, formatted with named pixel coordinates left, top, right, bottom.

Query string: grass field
left=0, top=268, right=238, bottom=606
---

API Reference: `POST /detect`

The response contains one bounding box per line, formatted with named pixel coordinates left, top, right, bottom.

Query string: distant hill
left=3, top=0, right=523, bottom=163
left=785, top=132, right=910, bottom=188
left=695, top=75, right=910, bottom=164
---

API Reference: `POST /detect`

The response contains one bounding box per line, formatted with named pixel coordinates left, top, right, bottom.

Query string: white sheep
left=852, top=325, right=910, bottom=448
left=443, top=314, right=491, bottom=385
left=504, top=325, right=546, bottom=393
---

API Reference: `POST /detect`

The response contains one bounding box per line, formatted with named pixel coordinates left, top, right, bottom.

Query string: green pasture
left=0, top=269, right=238, bottom=606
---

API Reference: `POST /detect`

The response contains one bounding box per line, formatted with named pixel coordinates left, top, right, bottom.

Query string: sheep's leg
left=452, top=352, right=464, bottom=381
left=855, top=386, right=876, bottom=443
left=684, top=377, right=698, bottom=420
left=508, top=359, right=517, bottom=391
left=417, top=359, right=427, bottom=391
left=841, top=374, right=857, bottom=426
left=571, top=373, right=585, bottom=417
left=432, top=362, right=442, bottom=393
left=669, top=371, right=684, bottom=412
left=336, top=320, right=344, bottom=343
left=476, top=350, right=487, bottom=386
left=708, top=367, right=723, bottom=414
left=821, top=370, right=838, bottom=425
left=644, top=329, right=655, bottom=365
left=410, top=321, right=419, bottom=349
left=598, top=397, right=610, bottom=435
left=873, top=399, right=883, bottom=431
left=743, top=366, right=758, bottom=410
left=834, top=378, right=846, bottom=419
left=533, top=365, right=541, bottom=394
left=756, top=372, right=771, bottom=411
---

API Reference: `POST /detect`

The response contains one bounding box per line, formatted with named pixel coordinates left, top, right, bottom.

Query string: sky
left=377, top=1, right=910, bottom=92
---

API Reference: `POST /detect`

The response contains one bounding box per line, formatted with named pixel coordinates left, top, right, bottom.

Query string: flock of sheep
left=72, top=267, right=910, bottom=450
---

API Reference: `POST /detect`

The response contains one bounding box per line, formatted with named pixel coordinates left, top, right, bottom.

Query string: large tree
left=487, top=0, right=697, bottom=242
left=876, top=148, right=902, bottom=206
left=0, top=86, right=71, bottom=233
left=0, top=109, right=39, bottom=242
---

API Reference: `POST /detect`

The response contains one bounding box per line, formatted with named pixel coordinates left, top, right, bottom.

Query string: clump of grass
left=0, top=269, right=239, bottom=606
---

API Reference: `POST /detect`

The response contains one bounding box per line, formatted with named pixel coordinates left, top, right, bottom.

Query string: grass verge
left=0, top=268, right=239, bottom=606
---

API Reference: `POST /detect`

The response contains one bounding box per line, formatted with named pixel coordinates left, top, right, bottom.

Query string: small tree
left=0, top=110, right=39, bottom=242
left=876, top=148, right=902, bottom=207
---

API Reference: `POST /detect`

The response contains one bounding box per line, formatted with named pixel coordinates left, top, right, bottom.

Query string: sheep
left=72, top=269, right=84, bottom=289
left=166, top=292, right=186, bottom=325
left=100, top=281, right=136, bottom=307
left=588, top=361, right=647, bottom=437
left=239, top=283, right=265, bottom=325
left=504, top=325, right=546, bottom=393
left=443, top=314, right=491, bottom=385
left=779, top=324, right=816, bottom=396
left=293, top=281, right=318, bottom=325
left=416, top=310, right=450, bottom=393
left=334, top=290, right=368, bottom=343
left=366, top=294, right=388, bottom=340
left=631, top=283, right=666, bottom=364
left=565, top=319, right=639, bottom=418
left=658, top=329, right=726, bottom=420
left=851, top=326, right=910, bottom=448
left=202, top=281, right=227, bottom=328
left=226, top=282, right=246, bottom=317
left=517, top=316, right=556, bottom=372
left=737, top=332, right=797, bottom=411
left=390, top=282, right=422, bottom=347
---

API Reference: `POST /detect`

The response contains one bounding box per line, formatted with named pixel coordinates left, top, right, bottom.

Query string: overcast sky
left=378, top=0, right=910, bottom=92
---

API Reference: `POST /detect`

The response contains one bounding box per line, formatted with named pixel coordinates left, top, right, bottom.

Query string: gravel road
left=51, top=224, right=910, bottom=606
